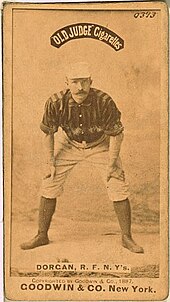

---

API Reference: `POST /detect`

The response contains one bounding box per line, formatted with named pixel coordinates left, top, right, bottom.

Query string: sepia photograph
left=3, top=2, right=168, bottom=301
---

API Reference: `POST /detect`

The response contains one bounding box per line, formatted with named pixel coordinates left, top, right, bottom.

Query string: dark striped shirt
left=40, top=88, right=124, bottom=143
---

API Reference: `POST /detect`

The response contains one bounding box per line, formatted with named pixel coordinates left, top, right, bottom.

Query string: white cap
left=66, top=62, right=91, bottom=79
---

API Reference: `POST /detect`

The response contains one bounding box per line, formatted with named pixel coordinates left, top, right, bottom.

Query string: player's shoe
left=122, top=234, right=144, bottom=253
left=20, top=233, right=49, bottom=250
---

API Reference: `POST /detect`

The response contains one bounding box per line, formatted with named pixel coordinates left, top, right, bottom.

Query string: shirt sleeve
left=101, top=98, right=124, bottom=136
left=40, top=95, right=60, bottom=134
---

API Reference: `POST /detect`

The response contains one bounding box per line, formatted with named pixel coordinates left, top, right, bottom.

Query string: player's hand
left=50, top=165, right=56, bottom=180
left=43, top=163, right=56, bottom=180
left=107, top=166, right=125, bottom=182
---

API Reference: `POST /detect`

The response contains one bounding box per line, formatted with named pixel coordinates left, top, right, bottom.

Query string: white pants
left=41, top=129, right=129, bottom=201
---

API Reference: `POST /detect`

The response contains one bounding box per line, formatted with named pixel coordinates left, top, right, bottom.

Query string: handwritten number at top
left=134, top=12, right=157, bottom=19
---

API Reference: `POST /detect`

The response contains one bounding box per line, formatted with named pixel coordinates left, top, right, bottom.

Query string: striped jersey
left=40, top=88, right=124, bottom=143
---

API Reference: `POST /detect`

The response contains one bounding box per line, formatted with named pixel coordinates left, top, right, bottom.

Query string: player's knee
left=107, top=181, right=129, bottom=201
left=41, top=185, right=64, bottom=199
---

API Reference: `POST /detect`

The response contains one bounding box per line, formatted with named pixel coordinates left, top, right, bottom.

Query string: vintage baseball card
left=3, top=1, right=168, bottom=301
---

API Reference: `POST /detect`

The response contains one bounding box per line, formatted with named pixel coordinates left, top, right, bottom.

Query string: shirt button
left=80, top=123, right=83, bottom=127
left=82, top=131, right=84, bottom=134
left=78, top=104, right=81, bottom=107
left=79, top=114, right=82, bottom=117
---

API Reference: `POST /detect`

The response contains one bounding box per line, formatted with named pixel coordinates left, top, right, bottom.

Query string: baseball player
left=21, top=62, right=144, bottom=253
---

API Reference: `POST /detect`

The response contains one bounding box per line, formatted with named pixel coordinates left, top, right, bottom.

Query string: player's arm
left=43, top=132, right=56, bottom=180
left=107, top=133, right=124, bottom=182
left=44, top=132, right=55, bottom=165
left=109, top=132, right=124, bottom=167
left=101, top=96, right=124, bottom=182
left=40, top=94, right=61, bottom=180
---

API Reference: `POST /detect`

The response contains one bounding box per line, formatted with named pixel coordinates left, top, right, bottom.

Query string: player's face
left=66, top=77, right=92, bottom=104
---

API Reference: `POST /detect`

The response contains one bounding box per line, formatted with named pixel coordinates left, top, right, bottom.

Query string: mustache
left=76, top=90, right=87, bottom=95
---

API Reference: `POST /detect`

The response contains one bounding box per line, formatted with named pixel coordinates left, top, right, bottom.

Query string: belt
left=64, top=132, right=106, bottom=149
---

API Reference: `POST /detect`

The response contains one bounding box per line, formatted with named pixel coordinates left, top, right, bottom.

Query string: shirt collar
left=68, top=89, right=92, bottom=107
